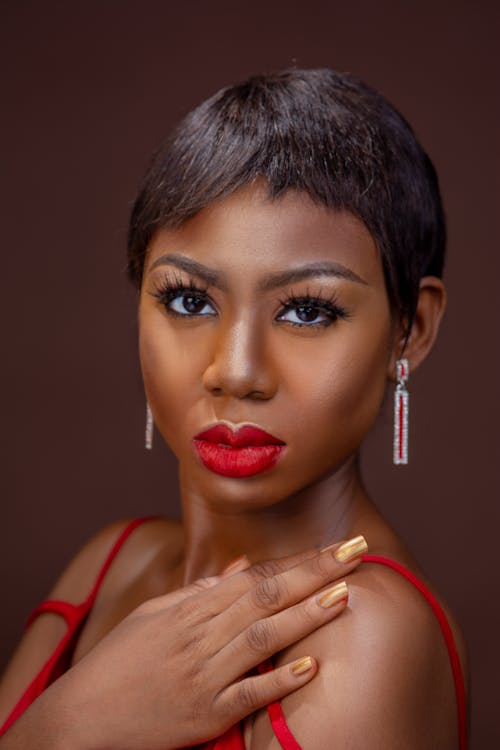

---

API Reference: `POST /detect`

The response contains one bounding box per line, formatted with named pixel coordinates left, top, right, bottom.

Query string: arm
left=0, top=674, right=80, bottom=750
left=251, top=563, right=468, bottom=750
left=0, top=518, right=138, bottom=731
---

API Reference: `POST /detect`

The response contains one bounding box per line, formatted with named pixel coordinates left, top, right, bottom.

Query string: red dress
left=0, top=517, right=467, bottom=748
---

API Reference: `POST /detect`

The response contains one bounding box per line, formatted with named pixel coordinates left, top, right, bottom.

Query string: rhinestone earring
left=393, top=358, right=409, bottom=465
left=145, top=400, right=153, bottom=450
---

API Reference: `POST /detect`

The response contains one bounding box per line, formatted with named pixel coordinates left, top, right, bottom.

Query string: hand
left=58, top=536, right=367, bottom=750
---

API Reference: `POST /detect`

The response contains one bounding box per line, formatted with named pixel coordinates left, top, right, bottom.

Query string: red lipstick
left=193, top=423, right=286, bottom=478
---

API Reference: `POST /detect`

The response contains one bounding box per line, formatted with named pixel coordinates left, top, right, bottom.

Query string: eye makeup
left=148, top=271, right=351, bottom=329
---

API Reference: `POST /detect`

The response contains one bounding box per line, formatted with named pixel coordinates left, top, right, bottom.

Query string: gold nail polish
left=316, top=581, right=348, bottom=608
left=290, top=656, right=314, bottom=675
left=334, top=535, right=368, bottom=563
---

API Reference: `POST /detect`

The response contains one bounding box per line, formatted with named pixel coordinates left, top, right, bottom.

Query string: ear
left=388, top=276, right=447, bottom=379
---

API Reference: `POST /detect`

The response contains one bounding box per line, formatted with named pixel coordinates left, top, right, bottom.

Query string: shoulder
left=253, top=559, right=467, bottom=750
left=45, top=515, right=183, bottom=605
left=0, top=516, right=182, bottom=726
left=67, top=516, right=185, bottom=662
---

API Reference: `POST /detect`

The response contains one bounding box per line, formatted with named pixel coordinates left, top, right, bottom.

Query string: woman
left=0, top=67, right=468, bottom=749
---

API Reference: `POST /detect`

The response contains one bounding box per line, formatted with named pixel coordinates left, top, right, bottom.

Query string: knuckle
left=172, top=598, right=190, bottom=620
left=251, top=576, right=287, bottom=610
left=307, top=553, right=332, bottom=579
left=179, top=630, right=202, bottom=656
left=132, top=599, right=154, bottom=616
left=212, top=686, right=235, bottom=722
left=191, top=575, right=219, bottom=593
left=180, top=621, right=213, bottom=661
left=299, top=599, right=320, bottom=627
left=245, top=618, right=276, bottom=654
left=247, top=559, right=282, bottom=582
left=171, top=597, right=197, bottom=624
left=270, top=665, right=287, bottom=693
left=131, top=594, right=169, bottom=617
left=237, top=679, right=259, bottom=711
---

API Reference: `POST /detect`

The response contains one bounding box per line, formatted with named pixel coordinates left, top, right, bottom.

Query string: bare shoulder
left=0, top=516, right=182, bottom=725
left=35, top=515, right=183, bottom=605
left=252, top=560, right=468, bottom=750
left=68, top=515, right=185, bottom=662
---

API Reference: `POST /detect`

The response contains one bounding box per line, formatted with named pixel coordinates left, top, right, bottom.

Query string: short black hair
left=127, top=67, right=446, bottom=340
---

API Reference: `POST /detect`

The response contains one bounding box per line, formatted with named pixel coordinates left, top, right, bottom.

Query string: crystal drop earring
left=393, top=358, right=409, bottom=465
left=145, top=400, right=154, bottom=450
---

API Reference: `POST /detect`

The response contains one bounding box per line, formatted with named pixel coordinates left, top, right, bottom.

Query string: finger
left=213, top=579, right=349, bottom=682
left=214, top=654, right=318, bottom=722
left=152, top=536, right=365, bottom=627
left=217, top=548, right=320, bottom=591
left=136, top=549, right=317, bottom=617
left=178, top=546, right=328, bottom=618
left=134, top=556, right=253, bottom=615
left=133, top=574, right=221, bottom=614
left=163, top=550, right=318, bottom=620
left=219, top=555, right=251, bottom=579
left=214, top=535, right=367, bottom=641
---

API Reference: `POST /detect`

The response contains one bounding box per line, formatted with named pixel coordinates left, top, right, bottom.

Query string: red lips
left=194, top=423, right=285, bottom=448
left=193, top=423, right=287, bottom=478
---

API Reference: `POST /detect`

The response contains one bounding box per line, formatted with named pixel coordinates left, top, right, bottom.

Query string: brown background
left=1, top=1, right=499, bottom=746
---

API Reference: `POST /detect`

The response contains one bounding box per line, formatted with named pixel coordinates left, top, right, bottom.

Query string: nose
left=202, top=314, right=276, bottom=400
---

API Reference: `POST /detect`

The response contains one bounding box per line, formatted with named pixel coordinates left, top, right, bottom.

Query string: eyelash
left=149, top=273, right=350, bottom=328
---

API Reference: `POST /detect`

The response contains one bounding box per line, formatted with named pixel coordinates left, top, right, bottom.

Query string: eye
left=278, top=303, right=332, bottom=327
left=168, top=293, right=215, bottom=317
left=149, top=275, right=216, bottom=318
left=148, top=275, right=350, bottom=328
left=276, top=293, right=350, bottom=328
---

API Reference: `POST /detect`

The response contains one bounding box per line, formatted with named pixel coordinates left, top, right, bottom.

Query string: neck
left=178, top=453, right=377, bottom=585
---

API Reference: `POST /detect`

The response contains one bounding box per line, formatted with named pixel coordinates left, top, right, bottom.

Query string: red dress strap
left=201, top=722, right=246, bottom=749
left=22, top=516, right=161, bottom=628
left=257, top=553, right=467, bottom=750
left=0, top=516, right=161, bottom=737
left=256, top=660, right=303, bottom=750
left=25, top=599, right=82, bottom=628
left=362, top=554, right=467, bottom=750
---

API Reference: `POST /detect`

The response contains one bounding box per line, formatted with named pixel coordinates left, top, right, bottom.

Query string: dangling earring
left=393, top=358, right=409, bottom=465
left=145, top=400, right=154, bottom=450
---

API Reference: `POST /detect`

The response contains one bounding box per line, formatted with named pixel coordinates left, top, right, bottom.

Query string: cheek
left=286, top=318, right=390, bottom=460
left=138, top=314, right=197, bottom=444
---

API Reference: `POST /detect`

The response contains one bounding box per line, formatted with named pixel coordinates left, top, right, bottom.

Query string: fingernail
left=333, top=535, right=368, bottom=563
left=316, top=581, right=348, bottom=608
left=221, top=555, right=250, bottom=575
left=290, top=656, right=314, bottom=675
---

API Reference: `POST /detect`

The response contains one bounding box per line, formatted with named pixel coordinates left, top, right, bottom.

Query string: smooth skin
left=0, top=178, right=468, bottom=749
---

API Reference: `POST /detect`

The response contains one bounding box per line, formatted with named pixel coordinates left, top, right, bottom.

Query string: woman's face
left=138, top=180, right=394, bottom=510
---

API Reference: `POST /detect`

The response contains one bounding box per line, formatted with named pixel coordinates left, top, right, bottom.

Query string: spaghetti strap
left=25, top=599, right=83, bottom=628
left=22, top=516, right=161, bottom=627
left=1, top=515, right=161, bottom=737
left=84, top=516, right=161, bottom=609
left=362, top=554, right=467, bottom=750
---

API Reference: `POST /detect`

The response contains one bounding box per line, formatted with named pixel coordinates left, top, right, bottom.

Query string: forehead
left=144, top=181, right=383, bottom=287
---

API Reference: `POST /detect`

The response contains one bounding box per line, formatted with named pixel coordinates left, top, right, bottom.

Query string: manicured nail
left=290, top=656, right=314, bottom=675
left=221, top=555, right=250, bottom=575
left=333, top=535, right=368, bottom=563
left=316, top=580, right=348, bottom=608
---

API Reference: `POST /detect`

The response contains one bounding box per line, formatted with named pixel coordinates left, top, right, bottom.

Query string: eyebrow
left=148, top=253, right=368, bottom=291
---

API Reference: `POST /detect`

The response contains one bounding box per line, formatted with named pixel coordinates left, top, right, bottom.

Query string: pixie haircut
left=127, top=67, right=446, bottom=341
